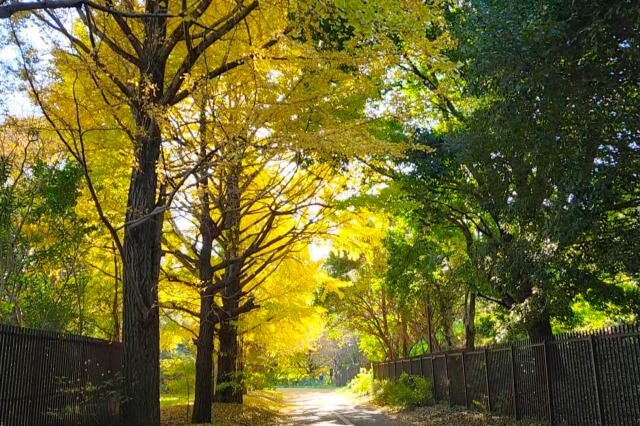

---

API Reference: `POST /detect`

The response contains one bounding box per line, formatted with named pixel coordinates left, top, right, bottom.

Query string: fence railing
left=373, top=324, right=640, bottom=426
left=0, top=324, right=123, bottom=425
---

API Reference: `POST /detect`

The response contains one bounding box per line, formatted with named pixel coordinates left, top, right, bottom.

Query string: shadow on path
left=278, top=388, right=411, bottom=426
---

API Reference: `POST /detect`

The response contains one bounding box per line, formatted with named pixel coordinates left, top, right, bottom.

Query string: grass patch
left=161, top=394, right=193, bottom=408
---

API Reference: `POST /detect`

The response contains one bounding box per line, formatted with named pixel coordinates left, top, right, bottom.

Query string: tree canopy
left=0, top=0, right=638, bottom=423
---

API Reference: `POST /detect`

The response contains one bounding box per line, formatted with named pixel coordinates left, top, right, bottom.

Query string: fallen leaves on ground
left=161, top=391, right=288, bottom=425
left=394, top=404, right=546, bottom=426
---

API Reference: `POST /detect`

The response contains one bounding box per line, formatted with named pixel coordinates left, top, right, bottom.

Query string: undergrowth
left=349, top=369, right=434, bottom=409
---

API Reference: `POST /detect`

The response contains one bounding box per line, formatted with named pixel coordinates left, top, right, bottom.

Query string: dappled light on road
left=279, top=388, right=410, bottom=425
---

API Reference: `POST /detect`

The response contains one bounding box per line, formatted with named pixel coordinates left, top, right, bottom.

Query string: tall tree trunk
left=192, top=102, right=218, bottom=423
left=215, top=311, right=242, bottom=403
left=192, top=288, right=215, bottom=421
left=527, top=314, right=553, bottom=341
left=121, top=105, right=164, bottom=425
left=215, top=161, right=243, bottom=404
left=464, top=291, right=476, bottom=350
left=527, top=313, right=564, bottom=379
left=120, top=3, right=168, bottom=420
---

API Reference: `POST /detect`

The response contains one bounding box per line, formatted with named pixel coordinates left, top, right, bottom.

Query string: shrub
left=373, top=373, right=433, bottom=409
left=348, top=368, right=374, bottom=395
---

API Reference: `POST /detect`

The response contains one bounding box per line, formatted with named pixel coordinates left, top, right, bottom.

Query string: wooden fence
left=0, top=324, right=123, bottom=425
left=373, top=324, right=640, bottom=426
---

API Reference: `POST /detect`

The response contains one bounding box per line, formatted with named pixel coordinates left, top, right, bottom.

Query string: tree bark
left=214, top=162, right=243, bottom=404
left=401, top=310, right=409, bottom=358
left=119, top=1, right=169, bottom=420
left=527, top=314, right=553, bottom=341
left=527, top=313, right=564, bottom=379
left=112, top=242, right=121, bottom=342
left=191, top=101, right=218, bottom=423
left=121, top=108, right=163, bottom=425
left=464, top=291, right=476, bottom=350
left=192, top=288, right=215, bottom=421
left=425, top=300, right=434, bottom=353
left=215, top=312, right=242, bottom=403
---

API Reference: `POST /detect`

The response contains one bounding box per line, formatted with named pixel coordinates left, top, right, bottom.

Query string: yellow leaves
left=316, top=273, right=347, bottom=301
left=238, top=253, right=325, bottom=357
left=160, top=320, right=195, bottom=351
left=332, top=207, right=390, bottom=265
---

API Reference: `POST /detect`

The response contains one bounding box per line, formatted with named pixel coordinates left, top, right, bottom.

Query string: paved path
left=278, top=388, right=412, bottom=426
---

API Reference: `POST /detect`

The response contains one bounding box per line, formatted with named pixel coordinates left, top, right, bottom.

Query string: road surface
left=278, top=388, right=412, bottom=425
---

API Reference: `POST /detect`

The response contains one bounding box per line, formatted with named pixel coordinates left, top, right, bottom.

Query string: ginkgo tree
left=159, top=88, right=350, bottom=419
left=226, top=250, right=326, bottom=392
left=1, top=1, right=341, bottom=422
left=1, top=0, right=457, bottom=422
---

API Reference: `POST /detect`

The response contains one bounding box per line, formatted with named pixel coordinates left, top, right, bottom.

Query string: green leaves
left=31, top=161, right=82, bottom=216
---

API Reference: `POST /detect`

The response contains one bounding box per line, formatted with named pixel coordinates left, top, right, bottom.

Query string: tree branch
left=0, top=0, right=183, bottom=19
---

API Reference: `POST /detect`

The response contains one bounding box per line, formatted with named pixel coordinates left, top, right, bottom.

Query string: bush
left=373, top=373, right=433, bottom=409
left=348, top=368, right=374, bottom=396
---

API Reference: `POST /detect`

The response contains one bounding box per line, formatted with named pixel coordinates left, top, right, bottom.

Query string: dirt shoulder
left=387, top=404, right=547, bottom=426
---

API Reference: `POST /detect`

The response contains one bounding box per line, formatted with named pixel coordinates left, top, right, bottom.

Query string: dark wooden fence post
left=544, top=339, right=554, bottom=425
left=431, top=354, right=437, bottom=401
left=445, top=353, right=451, bottom=406
left=484, top=348, right=492, bottom=412
left=589, top=335, right=605, bottom=425
left=510, top=345, right=519, bottom=420
left=462, top=351, right=469, bottom=408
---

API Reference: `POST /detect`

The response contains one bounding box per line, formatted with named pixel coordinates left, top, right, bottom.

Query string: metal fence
left=0, top=324, right=123, bottom=425
left=373, top=324, right=640, bottom=426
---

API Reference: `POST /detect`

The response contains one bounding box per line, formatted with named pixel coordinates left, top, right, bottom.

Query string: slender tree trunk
left=214, top=272, right=242, bottom=404
left=192, top=288, right=215, bottom=421
left=465, top=291, right=476, bottom=350
left=401, top=311, right=409, bottom=358
left=192, top=102, right=218, bottom=423
left=112, top=243, right=121, bottom=342
left=444, top=322, right=454, bottom=350
left=238, top=337, right=246, bottom=395
left=425, top=300, right=433, bottom=353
